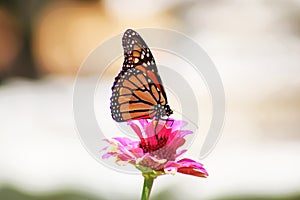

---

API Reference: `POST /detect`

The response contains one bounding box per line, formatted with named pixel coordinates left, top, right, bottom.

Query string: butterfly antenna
left=154, top=119, right=159, bottom=137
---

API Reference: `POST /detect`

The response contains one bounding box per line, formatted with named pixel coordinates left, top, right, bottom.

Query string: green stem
left=141, top=175, right=155, bottom=200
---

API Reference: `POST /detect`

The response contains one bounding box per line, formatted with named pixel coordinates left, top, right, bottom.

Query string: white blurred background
left=1, top=0, right=300, bottom=199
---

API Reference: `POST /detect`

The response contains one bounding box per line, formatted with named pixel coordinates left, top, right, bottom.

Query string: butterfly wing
left=122, top=29, right=169, bottom=104
left=110, top=29, right=171, bottom=122
left=111, top=67, right=159, bottom=121
left=122, top=29, right=155, bottom=69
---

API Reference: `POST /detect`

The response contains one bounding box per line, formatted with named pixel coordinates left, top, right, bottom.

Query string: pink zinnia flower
left=102, top=119, right=208, bottom=178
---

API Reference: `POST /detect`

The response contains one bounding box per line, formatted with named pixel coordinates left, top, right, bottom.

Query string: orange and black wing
left=122, top=29, right=155, bottom=70
left=110, top=29, right=171, bottom=122
left=111, top=67, right=168, bottom=121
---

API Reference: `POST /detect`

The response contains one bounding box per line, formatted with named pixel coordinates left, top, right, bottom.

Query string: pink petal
left=102, top=152, right=115, bottom=159
left=102, top=137, right=144, bottom=163
left=169, top=119, right=188, bottom=131
left=145, top=120, right=156, bottom=137
left=114, top=137, right=135, bottom=145
left=164, top=158, right=208, bottom=178
left=101, top=146, right=109, bottom=151
left=137, top=153, right=167, bottom=170
left=174, top=149, right=187, bottom=158
left=128, top=147, right=144, bottom=157
left=177, top=158, right=205, bottom=168
left=178, top=130, right=193, bottom=137
left=138, top=119, right=149, bottom=128
left=128, top=121, right=143, bottom=138
left=116, top=153, right=135, bottom=162
left=166, top=137, right=186, bottom=150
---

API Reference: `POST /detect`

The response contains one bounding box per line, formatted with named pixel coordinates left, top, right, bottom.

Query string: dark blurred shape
left=31, top=0, right=180, bottom=76
left=32, top=0, right=116, bottom=76
left=0, top=7, right=22, bottom=81
left=0, top=0, right=103, bottom=81
left=0, top=0, right=50, bottom=81
left=262, top=0, right=300, bottom=37
left=0, top=0, right=180, bottom=79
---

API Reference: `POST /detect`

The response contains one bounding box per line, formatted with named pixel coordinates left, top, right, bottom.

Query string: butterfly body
left=110, top=29, right=173, bottom=122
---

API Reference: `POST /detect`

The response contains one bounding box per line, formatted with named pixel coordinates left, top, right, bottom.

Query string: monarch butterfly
left=110, top=29, right=173, bottom=122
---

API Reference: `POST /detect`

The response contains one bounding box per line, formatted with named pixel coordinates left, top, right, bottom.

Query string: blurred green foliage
left=215, top=193, right=300, bottom=200
left=1, top=186, right=300, bottom=200
left=0, top=186, right=104, bottom=200
left=0, top=186, right=177, bottom=200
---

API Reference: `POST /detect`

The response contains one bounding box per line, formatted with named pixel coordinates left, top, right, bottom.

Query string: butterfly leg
left=154, top=118, right=159, bottom=136
left=153, top=118, right=174, bottom=136
left=165, top=118, right=174, bottom=127
left=160, top=118, right=174, bottom=127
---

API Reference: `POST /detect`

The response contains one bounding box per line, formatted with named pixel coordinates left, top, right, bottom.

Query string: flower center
left=139, top=135, right=167, bottom=153
left=139, top=134, right=177, bottom=170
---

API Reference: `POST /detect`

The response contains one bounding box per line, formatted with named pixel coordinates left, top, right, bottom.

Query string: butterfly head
left=155, top=104, right=173, bottom=119
left=165, top=105, right=173, bottom=117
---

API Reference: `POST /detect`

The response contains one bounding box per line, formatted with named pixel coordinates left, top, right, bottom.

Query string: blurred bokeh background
left=1, top=0, right=300, bottom=199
